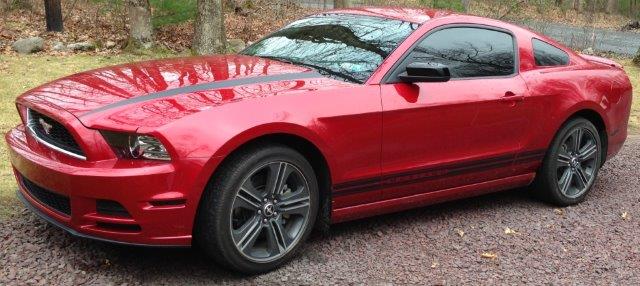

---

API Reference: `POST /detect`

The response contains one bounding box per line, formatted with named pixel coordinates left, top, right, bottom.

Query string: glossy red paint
left=6, top=8, right=632, bottom=245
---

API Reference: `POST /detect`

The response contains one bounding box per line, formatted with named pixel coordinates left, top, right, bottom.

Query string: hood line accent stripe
left=81, top=71, right=324, bottom=117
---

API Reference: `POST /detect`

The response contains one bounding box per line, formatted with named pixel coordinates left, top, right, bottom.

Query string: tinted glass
left=532, top=39, right=569, bottom=66
left=242, top=14, right=418, bottom=83
left=408, top=27, right=516, bottom=78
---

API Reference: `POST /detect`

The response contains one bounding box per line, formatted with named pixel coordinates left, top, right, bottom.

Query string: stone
left=582, top=47, right=594, bottom=55
left=11, top=37, right=44, bottom=54
left=104, top=41, right=117, bottom=49
left=67, top=41, right=96, bottom=51
left=52, top=41, right=66, bottom=51
left=227, top=38, right=246, bottom=53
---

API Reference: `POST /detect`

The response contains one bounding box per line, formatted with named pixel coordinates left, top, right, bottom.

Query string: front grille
left=21, top=175, right=71, bottom=216
left=26, top=109, right=85, bottom=159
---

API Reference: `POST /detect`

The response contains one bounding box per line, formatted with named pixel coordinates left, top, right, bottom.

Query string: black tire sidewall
left=196, top=145, right=319, bottom=274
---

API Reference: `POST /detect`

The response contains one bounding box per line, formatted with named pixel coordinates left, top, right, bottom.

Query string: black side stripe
left=334, top=149, right=546, bottom=197
left=81, top=71, right=323, bottom=116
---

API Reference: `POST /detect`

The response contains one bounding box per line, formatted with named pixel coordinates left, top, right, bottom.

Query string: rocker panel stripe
left=333, top=149, right=546, bottom=197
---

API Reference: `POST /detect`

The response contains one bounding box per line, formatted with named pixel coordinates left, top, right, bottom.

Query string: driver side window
left=389, top=26, right=517, bottom=82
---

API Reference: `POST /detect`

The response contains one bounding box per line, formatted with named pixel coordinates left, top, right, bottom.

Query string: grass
left=0, top=55, right=638, bottom=219
left=92, top=0, right=197, bottom=27
left=623, top=60, right=640, bottom=134
left=151, top=0, right=197, bottom=27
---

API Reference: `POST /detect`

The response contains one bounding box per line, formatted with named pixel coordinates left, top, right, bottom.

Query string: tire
left=195, top=144, right=319, bottom=274
left=534, top=117, right=602, bottom=206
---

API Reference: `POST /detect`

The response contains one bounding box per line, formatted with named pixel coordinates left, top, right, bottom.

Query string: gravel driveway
left=1, top=137, right=639, bottom=285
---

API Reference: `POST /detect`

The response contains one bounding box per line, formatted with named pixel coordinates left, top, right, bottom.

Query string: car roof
left=323, top=7, right=456, bottom=24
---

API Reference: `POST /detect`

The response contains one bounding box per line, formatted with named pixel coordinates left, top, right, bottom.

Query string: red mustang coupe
left=7, top=8, right=632, bottom=273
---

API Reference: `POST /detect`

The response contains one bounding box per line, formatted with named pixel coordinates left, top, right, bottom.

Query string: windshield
left=241, top=14, right=419, bottom=84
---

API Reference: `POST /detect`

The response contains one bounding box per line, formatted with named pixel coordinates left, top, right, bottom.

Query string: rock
left=633, top=47, right=640, bottom=66
left=227, top=38, right=246, bottom=53
left=67, top=41, right=96, bottom=51
left=52, top=41, right=66, bottom=51
left=11, top=37, right=44, bottom=54
left=104, top=40, right=117, bottom=49
left=621, top=20, right=640, bottom=31
left=581, top=47, right=594, bottom=55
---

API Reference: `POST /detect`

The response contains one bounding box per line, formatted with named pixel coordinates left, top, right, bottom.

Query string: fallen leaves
left=621, top=212, right=630, bottom=220
left=455, top=228, right=465, bottom=237
left=554, top=208, right=565, bottom=215
left=431, top=261, right=439, bottom=268
left=504, top=227, right=520, bottom=236
left=481, top=252, right=498, bottom=259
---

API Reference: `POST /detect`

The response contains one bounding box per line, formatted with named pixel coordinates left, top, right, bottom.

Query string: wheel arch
left=558, top=108, right=608, bottom=165
left=195, top=127, right=334, bottom=233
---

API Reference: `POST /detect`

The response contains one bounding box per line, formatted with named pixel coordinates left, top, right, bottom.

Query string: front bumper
left=6, top=125, right=209, bottom=247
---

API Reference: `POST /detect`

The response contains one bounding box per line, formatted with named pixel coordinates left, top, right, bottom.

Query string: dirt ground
left=1, top=136, right=638, bottom=285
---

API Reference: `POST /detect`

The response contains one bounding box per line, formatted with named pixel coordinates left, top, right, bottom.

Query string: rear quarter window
left=532, top=39, right=569, bottom=66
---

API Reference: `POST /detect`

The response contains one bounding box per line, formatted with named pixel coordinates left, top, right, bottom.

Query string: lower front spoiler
left=17, top=189, right=189, bottom=248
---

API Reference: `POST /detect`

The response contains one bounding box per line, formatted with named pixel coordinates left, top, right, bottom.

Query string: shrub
left=633, top=48, right=640, bottom=67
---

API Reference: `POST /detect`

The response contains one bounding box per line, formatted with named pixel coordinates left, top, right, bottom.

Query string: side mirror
left=399, top=62, right=451, bottom=83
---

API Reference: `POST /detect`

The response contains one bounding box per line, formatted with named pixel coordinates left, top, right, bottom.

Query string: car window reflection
left=242, top=14, right=419, bottom=84
left=410, top=27, right=516, bottom=78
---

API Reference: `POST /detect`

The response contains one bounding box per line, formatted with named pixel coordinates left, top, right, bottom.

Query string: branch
left=499, top=0, right=526, bottom=20
left=63, top=0, right=80, bottom=22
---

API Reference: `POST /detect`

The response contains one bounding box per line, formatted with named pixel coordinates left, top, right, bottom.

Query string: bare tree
left=605, top=0, right=616, bottom=13
left=334, top=0, right=350, bottom=8
left=193, top=0, right=226, bottom=55
left=44, top=0, right=63, bottom=32
left=0, top=0, right=9, bottom=12
left=462, top=0, right=472, bottom=11
left=126, top=0, right=153, bottom=48
left=573, top=0, right=582, bottom=11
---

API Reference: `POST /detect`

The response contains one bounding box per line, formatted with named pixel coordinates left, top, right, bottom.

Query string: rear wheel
left=195, top=145, right=319, bottom=274
left=534, top=118, right=602, bottom=206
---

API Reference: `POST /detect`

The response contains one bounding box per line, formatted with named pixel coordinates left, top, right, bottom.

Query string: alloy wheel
left=230, top=161, right=311, bottom=262
left=555, top=126, right=599, bottom=198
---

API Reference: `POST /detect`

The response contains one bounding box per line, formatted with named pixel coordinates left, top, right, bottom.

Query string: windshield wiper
left=256, top=55, right=361, bottom=84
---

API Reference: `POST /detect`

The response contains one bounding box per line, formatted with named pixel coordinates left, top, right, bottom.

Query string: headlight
left=101, top=131, right=171, bottom=161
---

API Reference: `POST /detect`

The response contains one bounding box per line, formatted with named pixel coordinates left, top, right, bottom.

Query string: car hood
left=19, top=55, right=343, bottom=129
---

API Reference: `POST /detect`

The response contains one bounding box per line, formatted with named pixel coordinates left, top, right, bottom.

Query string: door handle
left=500, top=91, right=524, bottom=102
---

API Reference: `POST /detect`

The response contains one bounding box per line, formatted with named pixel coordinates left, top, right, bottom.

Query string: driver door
left=380, top=26, right=533, bottom=200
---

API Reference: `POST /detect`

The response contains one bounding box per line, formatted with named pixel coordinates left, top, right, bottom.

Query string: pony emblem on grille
left=38, top=118, right=53, bottom=135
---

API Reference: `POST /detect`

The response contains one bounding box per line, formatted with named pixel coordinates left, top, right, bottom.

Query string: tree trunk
left=334, top=0, right=350, bottom=8
left=555, top=0, right=563, bottom=6
left=461, top=0, right=471, bottom=11
left=126, top=0, right=153, bottom=49
left=193, top=0, right=226, bottom=55
left=44, top=0, right=63, bottom=32
left=605, top=0, right=616, bottom=13
left=587, top=0, right=596, bottom=12
left=0, top=0, right=8, bottom=12
left=573, top=0, right=582, bottom=11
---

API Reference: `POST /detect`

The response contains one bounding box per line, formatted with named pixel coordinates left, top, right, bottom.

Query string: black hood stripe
left=81, top=71, right=323, bottom=117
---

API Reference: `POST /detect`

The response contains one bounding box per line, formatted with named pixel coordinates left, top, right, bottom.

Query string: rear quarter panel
left=519, top=63, right=632, bottom=161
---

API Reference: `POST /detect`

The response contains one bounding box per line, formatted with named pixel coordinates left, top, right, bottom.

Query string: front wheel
left=534, top=118, right=602, bottom=206
left=195, top=144, right=319, bottom=274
